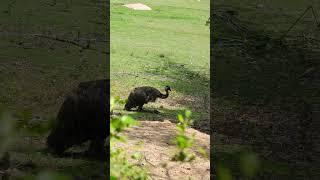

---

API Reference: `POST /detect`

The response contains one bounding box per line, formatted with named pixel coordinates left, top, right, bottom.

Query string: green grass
left=0, top=0, right=107, bottom=116
left=110, top=0, right=210, bottom=125
left=0, top=0, right=107, bottom=179
left=214, top=0, right=320, bottom=37
left=212, top=0, right=320, bottom=179
left=213, top=0, right=320, bottom=106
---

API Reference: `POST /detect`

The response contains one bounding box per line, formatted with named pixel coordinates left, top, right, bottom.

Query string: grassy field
left=0, top=0, right=108, bottom=116
left=0, top=0, right=108, bottom=179
left=212, top=0, right=319, bottom=179
left=0, top=0, right=210, bottom=178
left=110, top=0, right=210, bottom=132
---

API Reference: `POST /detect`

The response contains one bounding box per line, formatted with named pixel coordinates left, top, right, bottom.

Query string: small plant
left=172, top=110, right=196, bottom=162
left=110, top=97, right=148, bottom=180
left=158, top=53, right=165, bottom=58
left=216, top=151, right=261, bottom=179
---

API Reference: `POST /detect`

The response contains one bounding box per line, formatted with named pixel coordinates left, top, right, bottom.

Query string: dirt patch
left=123, top=3, right=152, bottom=11
left=156, top=95, right=210, bottom=134
left=116, top=120, right=210, bottom=180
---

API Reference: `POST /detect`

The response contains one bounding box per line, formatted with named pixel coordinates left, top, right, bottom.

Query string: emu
left=46, top=79, right=109, bottom=159
left=124, top=86, right=171, bottom=112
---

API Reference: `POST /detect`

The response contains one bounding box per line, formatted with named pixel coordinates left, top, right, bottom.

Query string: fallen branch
left=88, top=20, right=108, bottom=26
left=0, top=30, right=109, bottom=44
left=34, top=34, right=109, bottom=55
left=280, top=6, right=320, bottom=41
left=144, top=155, right=156, bottom=167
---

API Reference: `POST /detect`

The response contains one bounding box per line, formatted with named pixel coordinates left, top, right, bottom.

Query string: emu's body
left=124, top=86, right=171, bottom=111
left=46, top=79, right=109, bottom=159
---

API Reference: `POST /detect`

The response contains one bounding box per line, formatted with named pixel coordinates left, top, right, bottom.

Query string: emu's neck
left=160, top=89, right=169, bottom=99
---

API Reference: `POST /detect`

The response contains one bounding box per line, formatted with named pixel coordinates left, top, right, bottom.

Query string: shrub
left=110, top=97, right=148, bottom=180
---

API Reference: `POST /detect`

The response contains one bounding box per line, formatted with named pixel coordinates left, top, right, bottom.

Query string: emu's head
left=165, top=86, right=171, bottom=92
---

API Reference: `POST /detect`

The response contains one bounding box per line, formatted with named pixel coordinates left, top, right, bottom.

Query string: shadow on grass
left=60, top=162, right=107, bottom=180
left=212, top=10, right=319, bottom=108
left=114, top=106, right=210, bottom=134
left=211, top=8, right=319, bottom=179
left=6, top=150, right=107, bottom=180
left=121, top=108, right=190, bottom=123
left=139, top=59, right=210, bottom=134
left=212, top=150, right=297, bottom=180
left=214, top=147, right=318, bottom=179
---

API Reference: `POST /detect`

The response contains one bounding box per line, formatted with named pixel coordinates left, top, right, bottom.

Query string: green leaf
left=177, top=114, right=184, bottom=123
left=131, top=152, right=142, bottom=160
left=217, top=165, right=233, bottom=180
left=176, top=125, right=184, bottom=133
left=197, top=147, right=207, bottom=158
left=240, top=152, right=260, bottom=177
left=176, top=135, right=189, bottom=149
left=110, top=176, right=117, bottom=180
left=185, top=110, right=192, bottom=118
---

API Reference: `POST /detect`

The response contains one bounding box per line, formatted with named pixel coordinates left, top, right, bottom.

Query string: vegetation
left=110, top=0, right=210, bottom=178
left=111, top=97, right=207, bottom=179
left=212, top=0, right=319, bottom=179
left=110, top=0, right=210, bottom=132
left=0, top=0, right=107, bottom=179
left=172, top=110, right=196, bottom=162
left=110, top=97, right=148, bottom=180
left=1, top=0, right=210, bottom=178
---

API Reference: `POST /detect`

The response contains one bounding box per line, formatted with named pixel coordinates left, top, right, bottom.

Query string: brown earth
left=116, top=120, right=210, bottom=180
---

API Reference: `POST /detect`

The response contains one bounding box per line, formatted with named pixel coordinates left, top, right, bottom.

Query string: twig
left=34, top=34, right=85, bottom=48
left=34, top=34, right=109, bottom=55
left=310, top=6, right=319, bottom=25
left=217, top=37, right=244, bottom=43
left=0, top=30, right=109, bottom=43
left=279, top=6, right=312, bottom=41
left=88, top=20, right=108, bottom=26
left=144, top=155, right=156, bottom=167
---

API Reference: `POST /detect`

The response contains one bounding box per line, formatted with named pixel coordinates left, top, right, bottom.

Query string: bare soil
left=115, top=120, right=210, bottom=180
left=123, top=3, right=152, bottom=11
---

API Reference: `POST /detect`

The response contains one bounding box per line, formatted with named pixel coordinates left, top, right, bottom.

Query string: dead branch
left=280, top=6, right=320, bottom=41
left=34, top=34, right=109, bottom=55
left=88, top=20, right=108, bottom=26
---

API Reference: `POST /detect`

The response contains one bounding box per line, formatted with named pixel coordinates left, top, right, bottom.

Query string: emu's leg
left=124, top=102, right=133, bottom=111
left=87, top=138, right=106, bottom=160
left=124, top=106, right=129, bottom=111
left=137, top=105, right=144, bottom=111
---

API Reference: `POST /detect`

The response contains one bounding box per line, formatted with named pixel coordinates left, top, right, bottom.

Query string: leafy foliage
left=172, top=110, right=196, bottom=162
left=215, top=151, right=261, bottom=179
left=110, top=97, right=148, bottom=180
left=172, top=110, right=207, bottom=162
